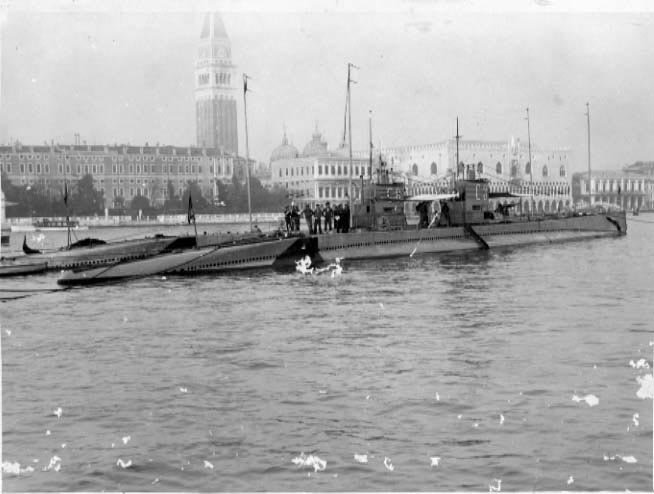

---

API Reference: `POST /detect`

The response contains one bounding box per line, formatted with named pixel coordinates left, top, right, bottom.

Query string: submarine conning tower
left=447, top=179, right=492, bottom=225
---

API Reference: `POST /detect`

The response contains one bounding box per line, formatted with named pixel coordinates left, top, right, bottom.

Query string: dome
left=270, top=131, right=299, bottom=162
left=302, top=125, right=329, bottom=157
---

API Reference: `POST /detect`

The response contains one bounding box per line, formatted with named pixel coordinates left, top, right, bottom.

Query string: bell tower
left=195, top=13, right=238, bottom=154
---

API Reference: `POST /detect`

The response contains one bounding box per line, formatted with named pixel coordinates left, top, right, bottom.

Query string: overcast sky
left=1, top=0, right=653, bottom=172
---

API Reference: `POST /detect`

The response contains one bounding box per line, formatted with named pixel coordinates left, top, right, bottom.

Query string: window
left=318, top=165, right=322, bottom=175
left=559, top=165, right=566, bottom=177
left=331, top=165, right=335, bottom=175
left=319, top=187, right=323, bottom=198
left=431, top=162, right=437, bottom=175
left=28, top=163, right=33, bottom=173
left=496, top=162, right=502, bottom=174
left=412, top=163, right=418, bottom=175
left=20, top=163, right=25, bottom=173
left=92, top=165, right=96, bottom=174
left=542, top=165, right=548, bottom=177
left=36, top=164, right=41, bottom=173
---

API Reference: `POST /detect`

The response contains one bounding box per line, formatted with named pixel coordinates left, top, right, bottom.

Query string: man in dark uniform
left=334, top=204, right=342, bottom=233
left=323, top=202, right=333, bottom=232
left=342, top=203, right=350, bottom=233
left=313, top=203, right=323, bottom=234
left=303, top=204, right=314, bottom=234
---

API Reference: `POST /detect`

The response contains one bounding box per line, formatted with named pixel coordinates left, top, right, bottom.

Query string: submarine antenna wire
left=243, top=73, right=253, bottom=233
left=347, top=62, right=359, bottom=214
left=409, top=213, right=438, bottom=258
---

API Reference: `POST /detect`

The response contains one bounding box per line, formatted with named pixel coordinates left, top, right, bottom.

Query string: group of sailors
left=416, top=200, right=451, bottom=229
left=283, top=201, right=351, bottom=235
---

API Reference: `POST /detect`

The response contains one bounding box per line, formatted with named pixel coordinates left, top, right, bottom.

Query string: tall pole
left=368, top=110, right=373, bottom=180
left=585, top=102, right=592, bottom=206
left=455, top=117, right=461, bottom=182
left=243, top=73, right=252, bottom=232
left=526, top=107, right=534, bottom=214
left=347, top=62, right=358, bottom=211
left=526, top=107, right=533, bottom=183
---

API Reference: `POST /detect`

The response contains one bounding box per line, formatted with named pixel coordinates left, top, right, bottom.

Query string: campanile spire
left=195, top=13, right=238, bottom=154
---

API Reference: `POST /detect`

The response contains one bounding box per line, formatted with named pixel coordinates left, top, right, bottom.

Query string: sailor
left=313, top=203, right=323, bottom=234
left=416, top=202, right=429, bottom=228
left=342, top=204, right=351, bottom=233
left=284, top=205, right=292, bottom=233
left=291, top=202, right=300, bottom=231
left=440, top=201, right=451, bottom=227
left=323, top=202, right=333, bottom=232
left=430, top=200, right=441, bottom=227
left=303, top=204, right=314, bottom=234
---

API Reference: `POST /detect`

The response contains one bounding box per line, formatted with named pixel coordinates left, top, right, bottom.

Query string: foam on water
left=292, top=453, right=326, bottom=472
left=116, top=458, right=132, bottom=469
left=430, top=457, right=441, bottom=467
left=43, top=455, right=62, bottom=472
left=2, top=461, right=35, bottom=475
left=204, top=460, right=214, bottom=469
left=354, top=453, right=368, bottom=464
left=571, top=394, right=599, bottom=407
left=122, top=435, right=131, bottom=445
left=629, top=359, right=650, bottom=369
left=383, top=457, right=394, bottom=471
left=636, top=374, right=653, bottom=399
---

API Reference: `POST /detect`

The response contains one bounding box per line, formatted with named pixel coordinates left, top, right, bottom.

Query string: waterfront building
left=195, top=13, right=239, bottom=154
left=269, top=126, right=371, bottom=205
left=0, top=142, right=247, bottom=208
left=270, top=129, right=573, bottom=213
left=374, top=137, right=572, bottom=214
left=572, top=162, right=654, bottom=211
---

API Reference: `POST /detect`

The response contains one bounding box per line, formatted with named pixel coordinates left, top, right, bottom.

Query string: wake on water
left=295, top=255, right=343, bottom=278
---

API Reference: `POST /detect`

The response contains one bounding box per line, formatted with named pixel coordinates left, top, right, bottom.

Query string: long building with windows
left=270, top=128, right=573, bottom=214
left=269, top=126, right=371, bottom=205
left=376, top=137, right=573, bottom=214
left=0, top=12, right=254, bottom=210
left=0, top=142, right=246, bottom=208
left=572, top=162, right=654, bottom=211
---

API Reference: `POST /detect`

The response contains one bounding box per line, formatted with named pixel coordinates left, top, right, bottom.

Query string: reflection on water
left=2, top=221, right=653, bottom=491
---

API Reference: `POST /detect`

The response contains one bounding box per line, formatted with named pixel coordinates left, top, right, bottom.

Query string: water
left=2, top=219, right=653, bottom=491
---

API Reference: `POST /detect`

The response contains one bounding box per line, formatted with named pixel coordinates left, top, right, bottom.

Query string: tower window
left=198, top=73, right=209, bottom=85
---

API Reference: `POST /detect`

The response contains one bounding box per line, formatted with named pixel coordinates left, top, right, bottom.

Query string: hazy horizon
left=1, top=1, right=653, bottom=173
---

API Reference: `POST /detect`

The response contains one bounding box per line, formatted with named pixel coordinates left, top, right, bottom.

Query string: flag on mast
left=187, top=194, right=195, bottom=224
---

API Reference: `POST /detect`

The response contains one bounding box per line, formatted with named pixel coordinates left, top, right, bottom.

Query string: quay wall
left=5, top=213, right=284, bottom=227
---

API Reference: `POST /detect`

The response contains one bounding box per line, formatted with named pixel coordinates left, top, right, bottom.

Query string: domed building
left=301, top=125, right=329, bottom=158
left=268, top=124, right=370, bottom=206
left=270, top=131, right=299, bottom=163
